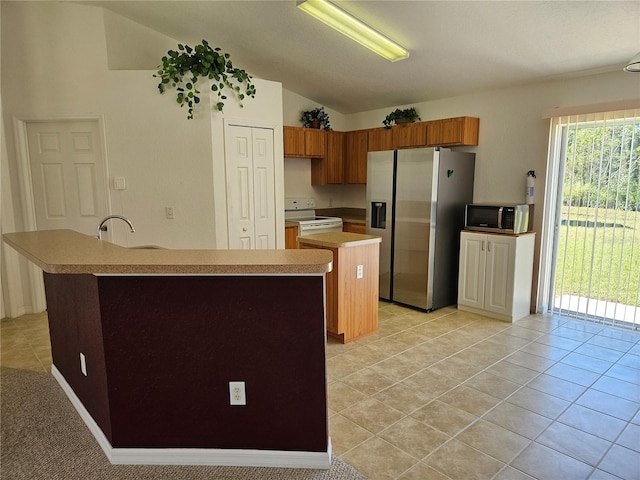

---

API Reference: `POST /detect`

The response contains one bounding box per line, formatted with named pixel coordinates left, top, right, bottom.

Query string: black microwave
left=465, top=204, right=529, bottom=234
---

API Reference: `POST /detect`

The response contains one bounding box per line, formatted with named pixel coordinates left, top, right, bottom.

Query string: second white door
left=225, top=125, right=276, bottom=249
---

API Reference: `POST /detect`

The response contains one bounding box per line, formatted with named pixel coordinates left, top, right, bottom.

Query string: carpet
left=0, top=368, right=367, bottom=480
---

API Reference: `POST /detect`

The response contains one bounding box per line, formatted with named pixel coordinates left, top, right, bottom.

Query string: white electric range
left=284, top=198, right=343, bottom=235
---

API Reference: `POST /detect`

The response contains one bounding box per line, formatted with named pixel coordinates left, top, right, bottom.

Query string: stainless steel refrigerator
left=366, top=147, right=475, bottom=310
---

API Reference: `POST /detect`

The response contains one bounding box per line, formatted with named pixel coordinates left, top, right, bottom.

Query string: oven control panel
left=285, top=198, right=316, bottom=210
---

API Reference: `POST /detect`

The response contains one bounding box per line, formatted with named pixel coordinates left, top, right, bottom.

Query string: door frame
left=12, top=114, right=111, bottom=313
left=537, top=119, right=562, bottom=314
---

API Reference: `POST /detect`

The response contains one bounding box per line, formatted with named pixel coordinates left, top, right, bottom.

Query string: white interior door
left=251, top=128, right=275, bottom=249
left=225, top=125, right=275, bottom=249
left=26, top=120, right=109, bottom=236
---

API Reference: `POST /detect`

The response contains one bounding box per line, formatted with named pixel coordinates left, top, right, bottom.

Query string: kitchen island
left=2, top=229, right=334, bottom=469
left=298, top=232, right=381, bottom=343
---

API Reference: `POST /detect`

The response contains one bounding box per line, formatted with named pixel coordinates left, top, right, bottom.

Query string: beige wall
left=284, top=72, right=640, bottom=216
left=1, top=2, right=284, bottom=316
left=283, top=71, right=640, bottom=311
left=2, top=1, right=639, bottom=316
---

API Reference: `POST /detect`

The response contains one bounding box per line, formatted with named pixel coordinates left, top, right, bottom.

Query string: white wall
left=1, top=2, right=284, bottom=316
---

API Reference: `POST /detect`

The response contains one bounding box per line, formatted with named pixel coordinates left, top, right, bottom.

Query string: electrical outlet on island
left=229, top=381, right=246, bottom=406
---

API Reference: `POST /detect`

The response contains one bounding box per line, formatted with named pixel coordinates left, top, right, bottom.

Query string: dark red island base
left=3, top=230, right=333, bottom=469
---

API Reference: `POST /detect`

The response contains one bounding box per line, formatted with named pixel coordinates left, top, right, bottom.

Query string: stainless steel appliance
left=465, top=203, right=529, bottom=234
left=285, top=198, right=343, bottom=235
left=366, top=148, right=475, bottom=310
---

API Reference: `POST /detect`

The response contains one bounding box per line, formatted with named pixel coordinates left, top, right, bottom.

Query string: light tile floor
left=326, top=303, right=639, bottom=480
left=1, top=305, right=639, bottom=480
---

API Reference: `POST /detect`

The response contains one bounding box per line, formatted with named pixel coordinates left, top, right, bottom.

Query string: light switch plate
left=113, top=176, right=126, bottom=190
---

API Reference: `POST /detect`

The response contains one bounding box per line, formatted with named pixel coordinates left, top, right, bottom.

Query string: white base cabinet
left=458, top=231, right=535, bottom=322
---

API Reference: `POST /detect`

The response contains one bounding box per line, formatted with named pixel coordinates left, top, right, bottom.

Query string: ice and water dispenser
left=371, top=202, right=386, bottom=229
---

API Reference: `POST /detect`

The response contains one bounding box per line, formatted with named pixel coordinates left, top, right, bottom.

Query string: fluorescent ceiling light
left=297, top=0, right=409, bottom=62
left=623, top=52, right=640, bottom=72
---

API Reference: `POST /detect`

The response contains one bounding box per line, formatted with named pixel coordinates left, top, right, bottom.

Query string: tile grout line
left=330, top=309, right=640, bottom=479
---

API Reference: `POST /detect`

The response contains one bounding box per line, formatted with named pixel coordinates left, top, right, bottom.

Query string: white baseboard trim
left=51, top=366, right=332, bottom=469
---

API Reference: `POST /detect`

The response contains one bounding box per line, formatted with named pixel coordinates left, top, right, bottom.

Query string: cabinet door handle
left=488, top=241, right=491, bottom=252
left=482, top=240, right=485, bottom=251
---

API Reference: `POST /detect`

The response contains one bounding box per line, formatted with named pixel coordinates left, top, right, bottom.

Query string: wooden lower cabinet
left=298, top=233, right=380, bottom=342
left=285, top=224, right=298, bottom=249
left=343, top=221, right=366, bottom=234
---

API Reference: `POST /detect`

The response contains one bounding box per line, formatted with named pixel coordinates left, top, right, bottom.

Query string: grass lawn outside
left=555, top=206, right=640, bottom=309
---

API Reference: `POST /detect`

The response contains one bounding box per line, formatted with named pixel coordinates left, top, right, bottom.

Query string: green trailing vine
left=154, top=39, right=256, bottom=119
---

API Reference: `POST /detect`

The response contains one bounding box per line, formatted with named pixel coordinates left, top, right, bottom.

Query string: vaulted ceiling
left=93, top=1, right=640, bottom=114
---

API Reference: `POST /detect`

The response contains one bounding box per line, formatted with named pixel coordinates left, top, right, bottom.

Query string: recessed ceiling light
left=297, top=0, right=409, bottom=62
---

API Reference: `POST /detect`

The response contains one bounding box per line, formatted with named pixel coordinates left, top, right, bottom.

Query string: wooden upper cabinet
left=283, top=126, right=305, bottom=156
left=426, top=116, right=479, bottom=146
left=283, top=126, right=325, bottom=157
left=286, top=116, right=479, bottom=184
left=345, top=130, right=368, bottom=184
left=393, top=122, right=428, bottom=149
left=326, top=131, right=345, bottom=183
left=304, top=128, right=326, bottom=157
left=312, top=131, right=344, bottom=185
left=368, top=127, right=394, bottom=152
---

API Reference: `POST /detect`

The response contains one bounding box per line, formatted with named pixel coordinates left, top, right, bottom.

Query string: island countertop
left=3, top=229, right=333, bottom=275
left=297, top=232, right=382, bottom=248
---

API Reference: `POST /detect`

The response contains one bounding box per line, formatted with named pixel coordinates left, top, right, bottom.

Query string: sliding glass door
left=549, top=110, right=640, bottom=329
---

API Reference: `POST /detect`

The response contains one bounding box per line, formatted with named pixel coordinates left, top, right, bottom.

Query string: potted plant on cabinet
left=300, top=107, right=332, bottom=130
left=154, top=39, right=256, bottom=119
left=382, top=107, right=420, bottom=129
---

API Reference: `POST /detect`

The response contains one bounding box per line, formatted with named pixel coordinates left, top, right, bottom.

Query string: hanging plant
left=300, top=107, right=332, bottom=130
left=154, top=39, right=256, bottom=119
left=382, top=107, right=420, bottom=129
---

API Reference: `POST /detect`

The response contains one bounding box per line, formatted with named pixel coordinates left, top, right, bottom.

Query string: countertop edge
left=297, top=232, right=382, bottom=248
left=3, top=230, right=333, bottom=275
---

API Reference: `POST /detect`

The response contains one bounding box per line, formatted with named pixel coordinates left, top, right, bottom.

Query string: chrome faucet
left=97, top=215, right=135, bottom=240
